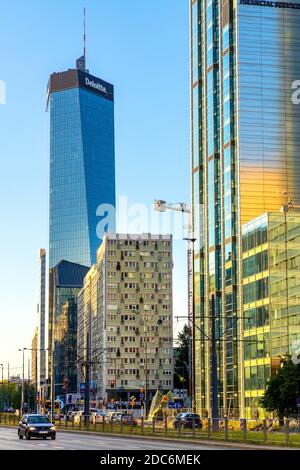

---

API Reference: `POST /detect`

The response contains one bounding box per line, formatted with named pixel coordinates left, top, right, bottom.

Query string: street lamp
left=18, top=349, right=25, bottom=414
left=153, top=199, right=196, bottom=411
left=18, top=347, right=48, bottom=414
left=0, top=364, right=4, bottom=411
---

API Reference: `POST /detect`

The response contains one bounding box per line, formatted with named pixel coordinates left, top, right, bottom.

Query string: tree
left=174, top=324, right=192, bottom=390
left=260, top=356, right=300, bottom=419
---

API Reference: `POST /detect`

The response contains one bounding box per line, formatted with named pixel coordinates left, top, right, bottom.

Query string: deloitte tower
left=47, top=56, right=116, bottom=269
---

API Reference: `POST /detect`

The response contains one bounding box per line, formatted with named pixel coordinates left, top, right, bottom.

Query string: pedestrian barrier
left=0, top=413, right=300, bottom=448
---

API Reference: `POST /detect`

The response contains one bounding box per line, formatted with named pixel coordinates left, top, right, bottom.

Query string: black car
left=18, top=414, right=56, bottom=440
left=174, top=413, right=202, bottom=430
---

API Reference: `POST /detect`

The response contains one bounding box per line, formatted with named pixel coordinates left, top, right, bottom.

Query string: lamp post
left=143, top=313, right=148, bottom=419
left=18, top=349, right=25, bottom=414
left=183, top=236, right=196, bottom=412
left=18, top=347, right=48, bottom=414
left=0, top=364, right=4, bottom=411
left=153, top=199, right=196, bottom=411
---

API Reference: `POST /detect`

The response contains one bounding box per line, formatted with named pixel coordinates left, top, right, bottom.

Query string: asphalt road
left=0, top=427, right=235, bottom=450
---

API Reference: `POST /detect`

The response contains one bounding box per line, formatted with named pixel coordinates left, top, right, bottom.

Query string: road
left=0, top=427, right=235, bottom=450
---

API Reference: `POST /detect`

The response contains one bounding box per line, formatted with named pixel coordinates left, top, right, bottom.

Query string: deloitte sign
left=78, top=71, right=114, bottom=101
left=85, top=77, right=108, bottom=94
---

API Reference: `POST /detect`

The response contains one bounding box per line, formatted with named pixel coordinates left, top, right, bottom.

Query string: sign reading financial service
left=240, top=0, right=300, bottom=8
left=78, top=70, right=114, bottom=101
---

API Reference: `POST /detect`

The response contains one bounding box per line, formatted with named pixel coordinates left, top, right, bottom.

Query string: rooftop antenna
left=76, top=8, right=88, bottom=72
left=84, top=7, right=86, bottom=65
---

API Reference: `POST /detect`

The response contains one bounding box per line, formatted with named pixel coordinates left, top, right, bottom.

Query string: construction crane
left=153, top=200, right=191, bottom=215
left=153, top=199, right=196, bottom=412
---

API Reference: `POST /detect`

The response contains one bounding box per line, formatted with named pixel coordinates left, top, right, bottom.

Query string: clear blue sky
left=0, top=0, right=190, bottom=375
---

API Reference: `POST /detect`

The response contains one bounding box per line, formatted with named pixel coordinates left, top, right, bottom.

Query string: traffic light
left=63, top=377, right=68, bottom=394
left=110, top=380, right=115, bottom=389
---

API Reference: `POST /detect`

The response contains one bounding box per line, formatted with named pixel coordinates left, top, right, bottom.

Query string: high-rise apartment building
left=48, top=58, right=116, bottom=269
left=191, top=0, right=300, bottom=416
left=77, top=234, right=174, bottom=407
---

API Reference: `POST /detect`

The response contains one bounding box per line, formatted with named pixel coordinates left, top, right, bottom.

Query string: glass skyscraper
left=48, top=60, right=116, bottom=268
left=191, top=0, right=300, bottom=417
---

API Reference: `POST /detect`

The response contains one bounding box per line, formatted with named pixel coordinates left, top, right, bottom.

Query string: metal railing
left=1, top=413, right=300, bottom=448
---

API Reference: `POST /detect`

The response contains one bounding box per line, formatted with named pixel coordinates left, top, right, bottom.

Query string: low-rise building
left=241, top=211, right=300, bottom=418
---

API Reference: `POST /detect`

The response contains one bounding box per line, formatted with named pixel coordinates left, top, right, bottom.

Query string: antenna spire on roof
left=84, top=7, right=86, bottom=65
left=76, top=8, right=88, bottom=72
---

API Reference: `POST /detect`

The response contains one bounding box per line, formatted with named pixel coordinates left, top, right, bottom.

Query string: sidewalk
left=54, top=428, right=296, bottom=450
left=0, top=424, right=296, bottom=450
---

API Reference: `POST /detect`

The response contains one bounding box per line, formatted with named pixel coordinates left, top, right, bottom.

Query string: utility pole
left=211, top=294, right=219, bottom=431
left=19, top=349, right=25, bottom=415
left=0, top=364, right=3, bottom=411
left=84, top=332, right=90, bottom=427
left=27, top=357, right=30, bottom=413
left=51, top=349, right=55, bottom=422
left=153, top=199, right=196, bottom=411
left=7, top=363, right=10, bottom=410
left=144, top=314, right=148, bottom=419
left=185, top=237, right=196, bottom=412
left=114, top=358, right=117, bottom=409
left=35, top=350, right=38, bottom=413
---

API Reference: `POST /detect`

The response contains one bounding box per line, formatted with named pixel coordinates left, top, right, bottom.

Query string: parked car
left=90, top=410, right=107, bottom=424
left=120, top=413, right=138, bottom=426
left=46, top=411, right=60, bottom=421
left=73, top=411, right=84, bottom=425
left=67, top=411, right=77, bottom=422
left=18, top=414, right=56, bottom=440
left=105, top=411, right=122, bottom=424
left=174, top=413, right=202, bottom=430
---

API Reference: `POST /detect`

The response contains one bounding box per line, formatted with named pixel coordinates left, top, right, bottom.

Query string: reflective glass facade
left=48, top=261, right=90, bottom=396
left=242, top=212, right=300, bottom=418
left=191, top=0, right=300, bottom=417
left=49, top=69, right=116, bottom=268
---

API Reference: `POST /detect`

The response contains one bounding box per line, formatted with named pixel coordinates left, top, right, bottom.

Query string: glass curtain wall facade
left=48, top=66, right=116, bottom=268
left=242, top=212, right=300, bottom=418
left=191, top=0, right=300, bottom=417
left=48, top=260, right=90, bottom=396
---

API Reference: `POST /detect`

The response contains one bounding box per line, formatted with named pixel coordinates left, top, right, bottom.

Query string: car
left=67, top=411, right=77, bottom=421
left=105, top=411, right=122, bottom=424
left=18, top=414, right=56, bottom=440
left=120, top=414, right=138, bottom=426
left=73, top=411, right=84, bottom=425
left=46, top=411, right=60, bottom=421
left=90, top=410, right=107, bottom=424
left=174, top=413, right=202, bottom=430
